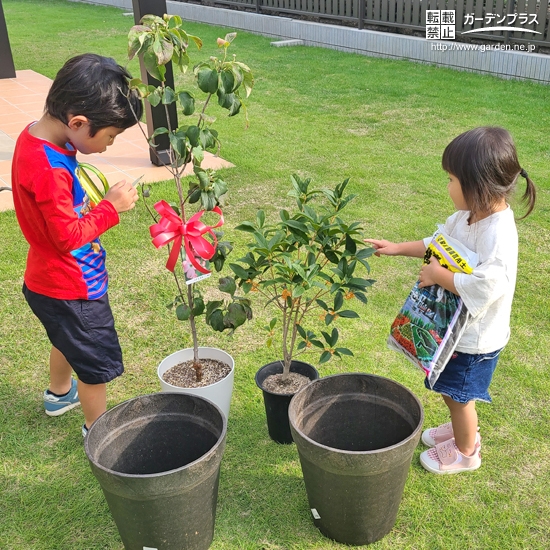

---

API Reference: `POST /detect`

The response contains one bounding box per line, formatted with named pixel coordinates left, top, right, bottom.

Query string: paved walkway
left=0, top=70, right=233, bottom=212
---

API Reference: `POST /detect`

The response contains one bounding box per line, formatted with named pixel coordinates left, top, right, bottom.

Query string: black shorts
left=23, top=284, right=124, bottom=384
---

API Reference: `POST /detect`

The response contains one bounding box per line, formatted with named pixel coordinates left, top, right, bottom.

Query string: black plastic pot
left=255, top=360, right=319, bottom=444
left=289, top=373, right=423, bottom=546
left=85, top=393, right=226, bottom=550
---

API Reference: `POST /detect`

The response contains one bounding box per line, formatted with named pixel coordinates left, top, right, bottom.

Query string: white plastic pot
left=158, top=347, right=235, bottom=420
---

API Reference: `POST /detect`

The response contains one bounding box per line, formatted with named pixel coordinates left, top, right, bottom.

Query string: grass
left=1, top=0, right=550, bottom=548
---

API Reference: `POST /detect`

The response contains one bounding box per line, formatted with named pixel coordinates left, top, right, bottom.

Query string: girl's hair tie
left=520, top=168, right=529, bottom=179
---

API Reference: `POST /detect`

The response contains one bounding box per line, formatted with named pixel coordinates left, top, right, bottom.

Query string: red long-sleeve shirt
left=12, top=125, right=119, bottom=300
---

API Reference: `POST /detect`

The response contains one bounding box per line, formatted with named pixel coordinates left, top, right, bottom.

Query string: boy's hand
left=364, top=239, right=399, bottom=257
left=103, top=180, right=139, bottom=213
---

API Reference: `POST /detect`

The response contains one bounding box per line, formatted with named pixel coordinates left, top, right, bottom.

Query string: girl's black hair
left=45, top=53, right=143, bottom=136
left=442, top=127, right=536, bottom=221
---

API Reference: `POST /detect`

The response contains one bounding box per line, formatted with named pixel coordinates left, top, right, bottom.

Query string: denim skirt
left=424, top=348, right=502, bottom=403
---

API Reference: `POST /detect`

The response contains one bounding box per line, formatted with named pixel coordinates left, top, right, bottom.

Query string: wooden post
left=0, top=0, right=16, bottom=79
left=132, top=0, right=178, bottom=166
left=357, top=0, right=365, bottom=30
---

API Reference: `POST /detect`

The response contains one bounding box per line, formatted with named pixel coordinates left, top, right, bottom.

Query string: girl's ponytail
left=518, top=169, right=536, bottom=219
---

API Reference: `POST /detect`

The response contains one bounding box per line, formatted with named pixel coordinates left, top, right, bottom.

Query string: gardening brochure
left=388, top=226, right=478, bottom=387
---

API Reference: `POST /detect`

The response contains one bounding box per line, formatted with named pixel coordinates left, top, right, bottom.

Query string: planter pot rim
left=255, top=360, right=317, bottom=396
left=289, top=372, right=424, bottom=456
left=85, top=392, right=227, bottom=480
left=158, top=347, right=234, bottom=390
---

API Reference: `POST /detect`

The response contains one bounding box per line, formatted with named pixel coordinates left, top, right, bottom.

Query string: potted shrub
left=230, top=174, right=376, bottom=442
left=125, top=15, right=254, bottom=419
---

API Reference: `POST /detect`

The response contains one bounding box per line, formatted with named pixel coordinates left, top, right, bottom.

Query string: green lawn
left=1, top=1, right=549, bottom=549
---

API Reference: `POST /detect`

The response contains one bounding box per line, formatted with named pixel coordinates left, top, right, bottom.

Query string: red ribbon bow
left=149, top=200, right=224, bottom=274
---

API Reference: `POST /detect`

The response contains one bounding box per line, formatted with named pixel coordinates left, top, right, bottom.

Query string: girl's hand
left=419, top=256, right=445, bottom=288
left=364, top=239, right=399, bottom=257
left=103, top=180, right=139, bottom=213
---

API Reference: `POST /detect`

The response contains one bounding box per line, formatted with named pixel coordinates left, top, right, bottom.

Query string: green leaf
left=345, top=234, right=357, bottom=254
left=256, top=210, right=265, bottom=228
left=357, top=248, right=375, bottom=260
left=199, top=128, right=215, bottom=149
left=201, top=191, right=216, bottom=211
left=292, top=285, right=305, bottom=298
left=167, top=14, right=182, bottom=28
left=335, top=347, right=354, bottom=356
left=162, top=86, right=176, bottom=104
left=231, top=65, right=244, bottom=90
left=334, top=291, right=344, bottom=311
left=150, top=126, right=168, bottom=138
left=218, top=276, right=236, bottom=296
left=213, top=179, right=228, bottom=198
left=316, top=299, right=329, bottom=311
left=208, top=309, right=225, bottom=332
left=226, top=303, right=247, bottom=328
left=234, top=221, right=257, bottom=233
left=178, top=91, right=195, bottom=115
left=296, top=324, right=307, bottom=338
left=338, top=310, right=360, bottom=319
left=169, top=133, right=187, bottom=158
left=188, top=187, right=201, bottom=204
left=319, top=351, right=332, bottom=364
left=324, top=249, right=339, bottom=264
left=147, top=87, right=162, bottom=107
left=192, top=146, right=204, bottom=164
left=220, top=70, right=235, bottom=93
left=197, top=68, right=219, bottom=94
left=322, top=328, right=338, bottom=347
left=186, top=126, right=200, bottom=148
left=229, top=263, right=250, bottom=279
left=227, top=96, right=242, bottom=117
left=192, top=297, right=205, bottom=316
left=175, top=303, right=191, bottom=321
left=195, top=168, right=210, bottom=188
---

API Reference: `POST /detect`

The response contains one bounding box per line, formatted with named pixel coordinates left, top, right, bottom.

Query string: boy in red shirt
left=11, top=54, right=143, bottom=435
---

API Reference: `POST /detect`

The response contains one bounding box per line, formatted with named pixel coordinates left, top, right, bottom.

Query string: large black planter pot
left=289, top=373, right=423, bottom=546
left=85, top=393, right=226, bottom=550
left=255, top=360, right=319, bottom=444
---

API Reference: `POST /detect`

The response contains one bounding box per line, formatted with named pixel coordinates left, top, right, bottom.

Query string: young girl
left=366, top=127, right=536, bottom=474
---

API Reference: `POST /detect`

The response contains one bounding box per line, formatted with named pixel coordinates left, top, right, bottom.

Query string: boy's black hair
left=45, top=53, right=143, bottom=136
left=442, top=126, right=536, bottom=221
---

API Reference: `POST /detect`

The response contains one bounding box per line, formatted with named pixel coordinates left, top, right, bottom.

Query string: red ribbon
left=149, top=200, right=224, bottom=274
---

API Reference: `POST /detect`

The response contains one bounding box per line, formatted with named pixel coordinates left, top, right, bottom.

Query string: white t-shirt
left=423, top=207, right=518, bottom=354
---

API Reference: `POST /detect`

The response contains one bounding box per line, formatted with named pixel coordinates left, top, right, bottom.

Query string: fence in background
left=174, top=0, right=550, bottom=48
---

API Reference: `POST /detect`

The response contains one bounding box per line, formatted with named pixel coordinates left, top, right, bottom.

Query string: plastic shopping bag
left=387, top=226, right=478, bottom=388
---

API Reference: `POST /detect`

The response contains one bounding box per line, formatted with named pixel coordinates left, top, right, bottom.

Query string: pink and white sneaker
left=420, top=437, right=482, bottom=474
left=421, top=422, right=454, bottom=446
left=421, top=422, right=481, bottom=447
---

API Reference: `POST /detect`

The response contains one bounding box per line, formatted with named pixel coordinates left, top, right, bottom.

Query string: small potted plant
left=230, top=174, right=375, bottom=442
left=126, top=15, right=254, bottom=418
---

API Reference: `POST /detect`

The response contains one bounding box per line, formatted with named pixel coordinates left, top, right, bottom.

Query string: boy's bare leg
left=78, top=380, right=106, bottom=429
left=443, top=395, right=478, bottom=456
left=49, top=346, right=73, bottom=395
